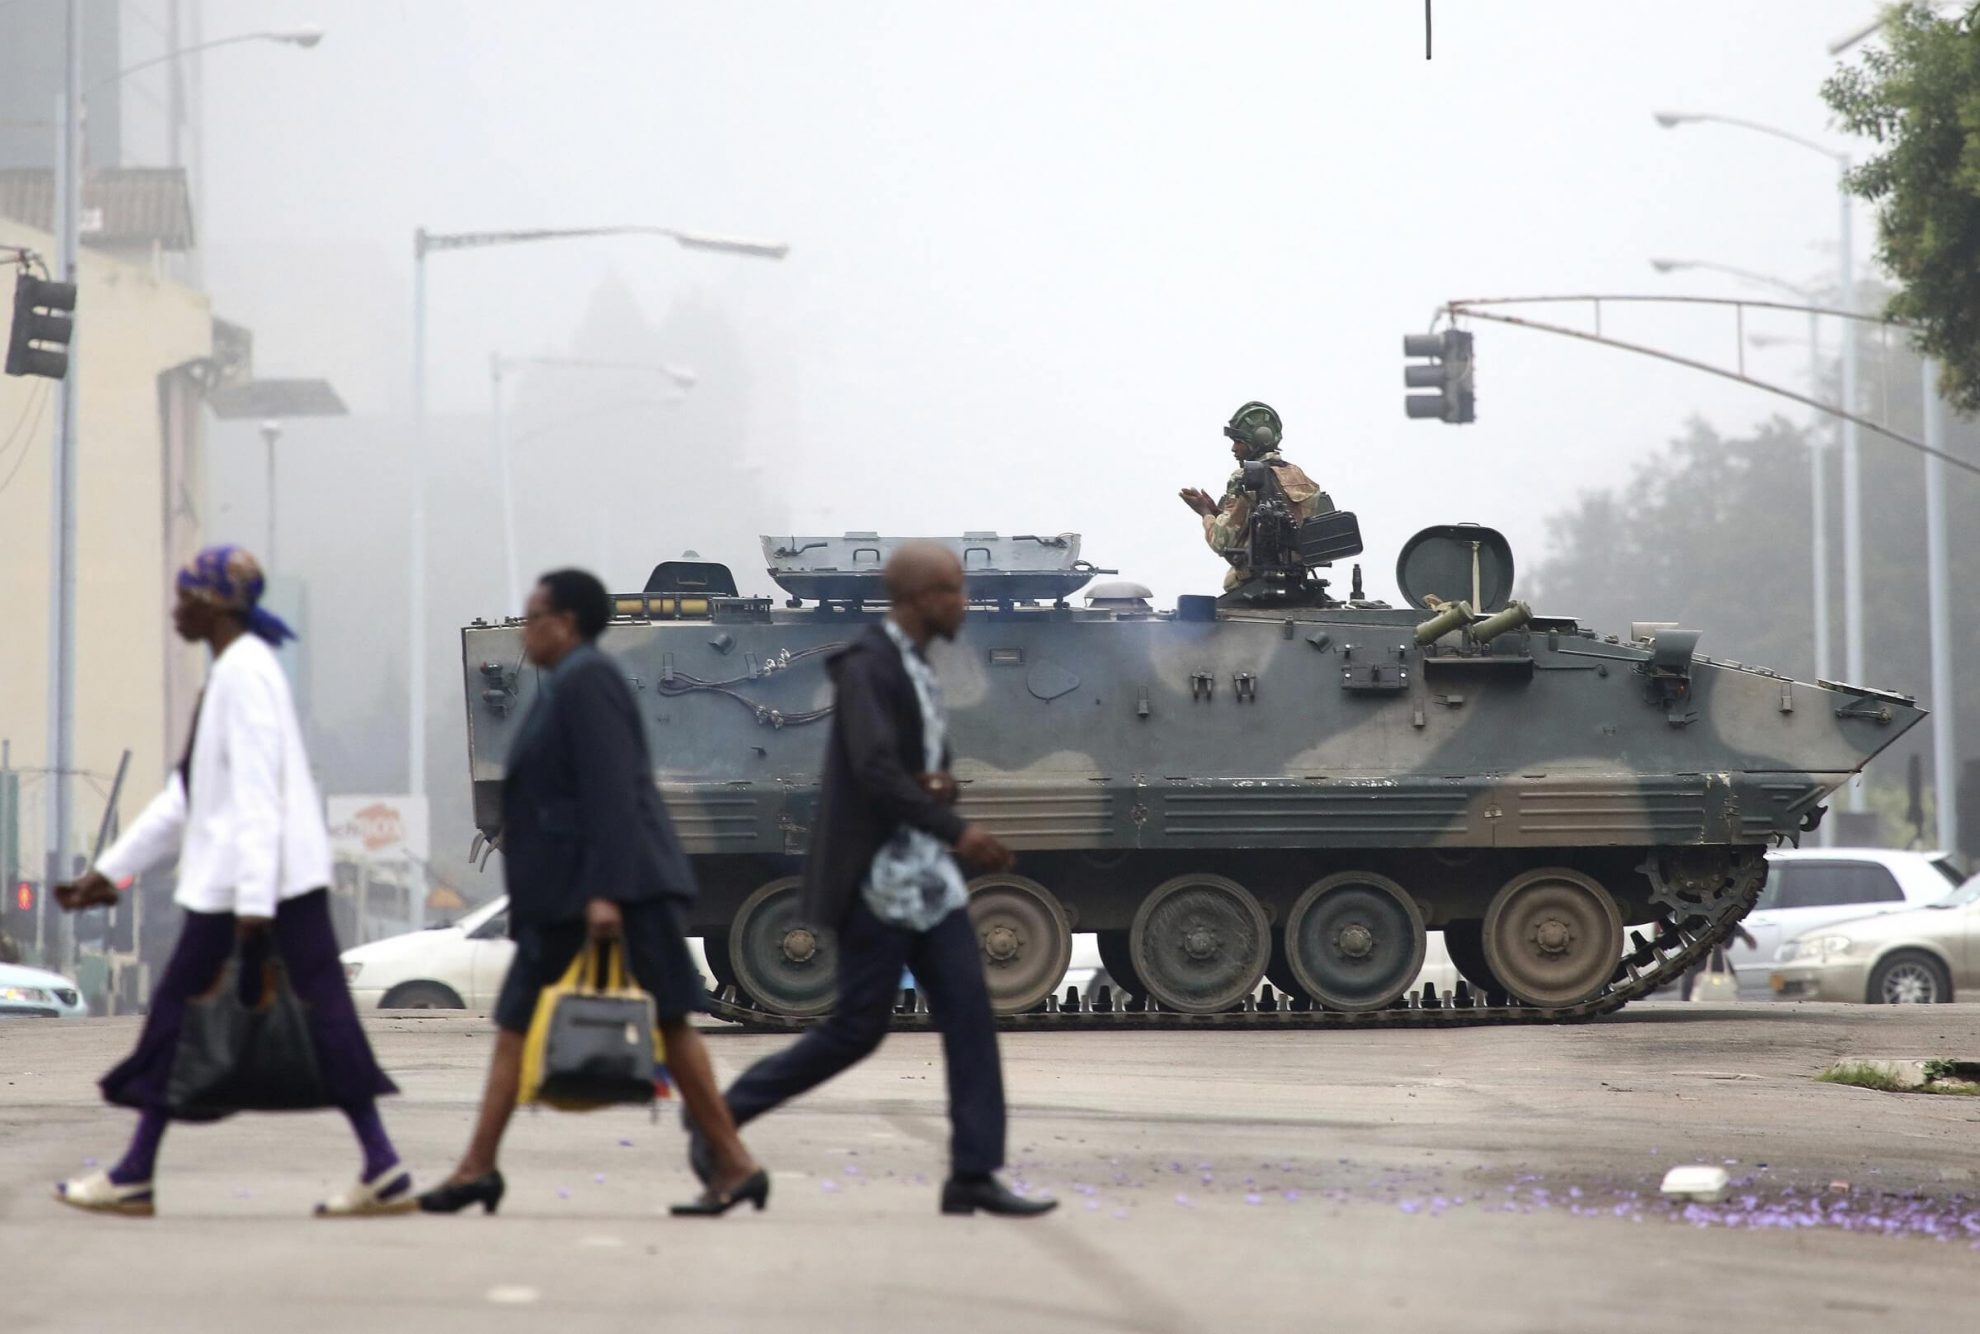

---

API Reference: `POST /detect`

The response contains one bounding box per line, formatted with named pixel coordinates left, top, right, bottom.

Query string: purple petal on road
left=593, top=1173, right=605, bottom=1184
left=1283, top=1189, right=1301, bottom=1202
left=821, top=1181, right=839, bottom=1193
left=557, top=1188, right=570, bottom=1199
left=1174, top=1193, right=1192, bottom=1207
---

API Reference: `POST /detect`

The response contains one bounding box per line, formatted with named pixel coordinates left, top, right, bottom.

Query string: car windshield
left=1930, top=855, right=1965, bottom=887
left=455, top=896, right=509, bottom=934
left=1930, top=876, right=1980, bottom=908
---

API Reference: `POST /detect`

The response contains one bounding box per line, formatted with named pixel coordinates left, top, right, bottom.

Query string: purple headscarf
left=176, top=544, right=296, bottom=645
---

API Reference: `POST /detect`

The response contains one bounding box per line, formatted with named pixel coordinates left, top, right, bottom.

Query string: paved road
left=5, top=1004, right=1979, bottom=1333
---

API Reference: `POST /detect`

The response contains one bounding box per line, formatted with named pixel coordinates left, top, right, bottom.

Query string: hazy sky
left=169, top=0, right=1911, bottom=613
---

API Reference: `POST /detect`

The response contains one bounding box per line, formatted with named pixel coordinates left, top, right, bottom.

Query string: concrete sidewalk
left=4, top=1003, right=1978, bottom=1333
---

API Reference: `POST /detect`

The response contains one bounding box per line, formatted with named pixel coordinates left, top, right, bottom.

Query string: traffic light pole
left=1426, top=294, right=1968, bottom=854
left=44, top=0, right=82, bottom=922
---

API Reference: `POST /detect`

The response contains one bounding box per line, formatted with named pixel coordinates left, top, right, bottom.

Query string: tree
left=1823, top=2, right=1980, bottom=411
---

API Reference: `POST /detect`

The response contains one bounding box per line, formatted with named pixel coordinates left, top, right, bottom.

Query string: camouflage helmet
left=1224, top=401, right=1282, bottom=456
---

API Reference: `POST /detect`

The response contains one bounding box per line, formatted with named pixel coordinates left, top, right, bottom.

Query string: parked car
left=1770, top=871, right=1979, bottom=1003
left=344, top=896, right=1100, bottom=1010
left=0, top=960, right=89, bottom=1018
left=1717, top=848, right=1963, bottom=998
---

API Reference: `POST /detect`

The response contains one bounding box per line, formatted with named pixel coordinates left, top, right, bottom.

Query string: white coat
left=96, top=634, right=331, bottom=917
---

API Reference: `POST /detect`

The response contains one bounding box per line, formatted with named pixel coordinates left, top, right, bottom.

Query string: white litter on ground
left=1659, top=1166, right=1730, bottom=1203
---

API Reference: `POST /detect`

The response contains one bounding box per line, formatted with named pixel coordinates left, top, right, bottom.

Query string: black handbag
left=165, top=949, right=331, bottom=1119
left=533, top=940, right=658, bottom=1109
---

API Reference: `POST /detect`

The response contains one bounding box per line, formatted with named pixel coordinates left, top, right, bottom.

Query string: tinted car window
left=1770, top=862, right=1904, bottom=909
left=471, top=911, right=510, bottom=940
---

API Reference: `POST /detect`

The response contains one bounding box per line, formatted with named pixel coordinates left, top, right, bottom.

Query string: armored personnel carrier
left=460, top=510, right=1922, bottom=1030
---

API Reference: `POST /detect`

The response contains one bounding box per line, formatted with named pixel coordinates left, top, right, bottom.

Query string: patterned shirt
left=860, top=618, right=970, bottom=931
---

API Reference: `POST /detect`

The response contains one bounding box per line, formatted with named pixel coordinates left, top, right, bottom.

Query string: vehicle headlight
left=1781, top=934, right=1856, bottom=962
left=0, top=985, right=51, bottom=1003
left=343, top=962, right=363, bottom=982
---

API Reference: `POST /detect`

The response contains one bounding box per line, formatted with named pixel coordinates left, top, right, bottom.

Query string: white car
left=1719, top=848, right=1963, bottom=998
left=0, top=960, right=89, bottom=1019
left=342, top=897, right=518, bottom=1010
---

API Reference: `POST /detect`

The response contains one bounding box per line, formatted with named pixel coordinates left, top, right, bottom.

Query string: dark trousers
left=723, top=899, right=1006, bottom=1176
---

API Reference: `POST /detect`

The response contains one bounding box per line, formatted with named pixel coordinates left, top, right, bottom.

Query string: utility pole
left=1921, top=357, right=1956, bottom=854
left=1837, top=177, right=1865, bottom=811
left=44, top=0, right=82, bottom=926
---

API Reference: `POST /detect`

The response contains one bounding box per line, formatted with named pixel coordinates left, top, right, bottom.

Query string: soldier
left=1178, top=401, right=1322, bottom=588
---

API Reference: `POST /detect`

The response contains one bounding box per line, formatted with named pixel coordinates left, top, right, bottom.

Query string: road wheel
left=1868, top=950, right=1953, bottom=1004
left=1129, top=873, right=1270, bottom=1013
left=1283, top=872, right=1425, bottom=1012
left=1482, top=867, right=1623, bottom=1009
left=729, top=876, right=836, bottom=1018
left=380, top=981, right=464, bottom=1009
left=967, top=874, right=1073, bottom=1014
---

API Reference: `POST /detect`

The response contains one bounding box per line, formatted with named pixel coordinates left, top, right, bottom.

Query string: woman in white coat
left=53, top=546, right=412, bottom=1218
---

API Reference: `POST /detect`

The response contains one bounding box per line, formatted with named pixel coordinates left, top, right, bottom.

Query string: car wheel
left=380, top=981, right=465, bottom=1009
left=1867, top=951, right=1953, bottom=1005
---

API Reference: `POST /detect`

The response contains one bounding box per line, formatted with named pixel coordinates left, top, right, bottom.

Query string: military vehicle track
left=700, top=876, right=1762, bottom=1032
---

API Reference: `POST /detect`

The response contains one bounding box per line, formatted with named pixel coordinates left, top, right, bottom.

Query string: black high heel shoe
left=417, top=1170, right=505, bottom=1215
left=669, top=1168, right=769, bottom=1217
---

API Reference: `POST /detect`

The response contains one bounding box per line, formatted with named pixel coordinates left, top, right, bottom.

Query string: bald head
left=884, top=541, right=968, bottom=643
left=884, top=541, right=962, bottom=603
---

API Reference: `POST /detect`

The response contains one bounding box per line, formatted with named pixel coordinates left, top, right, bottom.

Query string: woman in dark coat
left=417, top=569, right=765, bottom=1217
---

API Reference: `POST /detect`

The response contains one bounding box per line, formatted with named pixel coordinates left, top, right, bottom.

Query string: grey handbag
left=536, top=940, right=658, bottom=1108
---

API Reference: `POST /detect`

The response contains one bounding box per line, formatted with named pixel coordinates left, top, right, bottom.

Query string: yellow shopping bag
left=519, top=939, right=670, bottom=1111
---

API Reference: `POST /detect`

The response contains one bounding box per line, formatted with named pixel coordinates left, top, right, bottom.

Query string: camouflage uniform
left=1202, top=450, right=1322, bottom=588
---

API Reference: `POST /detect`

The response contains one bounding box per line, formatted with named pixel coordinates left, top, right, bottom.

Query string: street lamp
left=41, top=3, right=323, bottom=906
left=488, top=355, right=697, bottom=611
left=85, top=29, right=324, bottom=101
left=1654, top=110, right=1867, bottom=815
left=406, top=224, right=786, bottom=798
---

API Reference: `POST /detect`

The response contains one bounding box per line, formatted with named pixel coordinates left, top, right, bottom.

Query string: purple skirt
left=101, top=888, right=398, bottom=1119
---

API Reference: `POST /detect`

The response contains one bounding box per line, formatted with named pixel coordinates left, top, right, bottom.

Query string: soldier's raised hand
left=1179, top=487, right=1218, bottom=517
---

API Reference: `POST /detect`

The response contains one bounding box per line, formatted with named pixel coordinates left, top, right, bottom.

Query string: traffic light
left=1403, top=328, right=1475, bottom=423
left=4, top=880, right=34, bottom=947
left=6, top=271, right=77, bottom=380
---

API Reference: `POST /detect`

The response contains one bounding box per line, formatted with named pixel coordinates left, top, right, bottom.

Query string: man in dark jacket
left=696, top=541, right=1054, bottom=1217
left=419, top=568, right=766, bottom=1218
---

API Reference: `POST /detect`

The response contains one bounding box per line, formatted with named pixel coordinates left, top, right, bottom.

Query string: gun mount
left=1220, top=460, right=1365, bottom=607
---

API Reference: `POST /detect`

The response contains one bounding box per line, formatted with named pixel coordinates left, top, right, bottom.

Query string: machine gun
left=1221, top=459, right=1364, bottom=605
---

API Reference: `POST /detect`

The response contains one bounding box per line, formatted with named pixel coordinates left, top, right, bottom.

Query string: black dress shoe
left=417, top=1170, right=505, bottom=1215
left=940, top=1175, right=1058, bottom=1217
left=670, top=1168, right=770, bottom=1217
